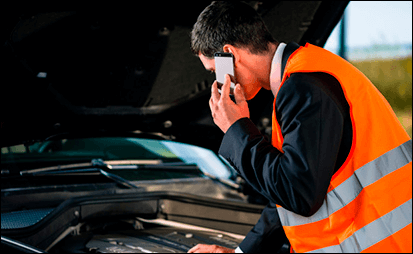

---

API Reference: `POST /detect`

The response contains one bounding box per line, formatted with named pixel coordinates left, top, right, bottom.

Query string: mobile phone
left=214, top=52, right=236, bottom=95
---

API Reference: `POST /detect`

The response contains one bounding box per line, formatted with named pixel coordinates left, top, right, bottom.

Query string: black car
left=1, top=2, right=348, bottom=253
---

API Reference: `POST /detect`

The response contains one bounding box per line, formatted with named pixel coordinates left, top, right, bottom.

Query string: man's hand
left=188, top=244, right=235, bottom=253
left=210, top=74, right=250, bottom=133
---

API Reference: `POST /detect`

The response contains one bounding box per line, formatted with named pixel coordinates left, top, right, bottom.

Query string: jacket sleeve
left=218, top=74, right=346, bottom=216
left=238, top=202, right=289, bottom=253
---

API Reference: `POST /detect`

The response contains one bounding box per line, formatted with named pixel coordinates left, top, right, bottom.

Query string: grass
left=351, top=57, right=412, bottom=138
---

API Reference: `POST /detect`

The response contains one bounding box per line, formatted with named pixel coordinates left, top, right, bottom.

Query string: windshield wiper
left=202, top=172, right=241, bottom=191
left=19, top=159, right=241, bottom=191
left=19, top=159, right=139, bottom=189
left=108, top=162, right=200, bottom=171
left=18, top=160, right=193, bottom=174
left=101, top=162, right=241, bottom=190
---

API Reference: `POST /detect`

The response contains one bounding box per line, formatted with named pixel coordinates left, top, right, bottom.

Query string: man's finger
left=209, top=97, right=216, bottom=117
left=221, top=74, right=232, bottom=100
left=211, top=81, right=220, bottom=102
left=188, top=244, right=204, bottom=253
left=187, top=245, right=198, bottom=253
left=234, top=83, right=246, bottom=105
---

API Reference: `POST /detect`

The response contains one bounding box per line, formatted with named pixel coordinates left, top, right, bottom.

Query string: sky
left=325, top=1, right=412, bottom=51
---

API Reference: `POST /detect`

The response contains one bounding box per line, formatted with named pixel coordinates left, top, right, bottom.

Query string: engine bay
left=2, top=191, right=268, bottom=253
left=50, top=217, right=242, bottom=253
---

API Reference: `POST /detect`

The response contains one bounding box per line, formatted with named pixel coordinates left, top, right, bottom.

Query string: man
left=188, top=2, right=412, bottom=253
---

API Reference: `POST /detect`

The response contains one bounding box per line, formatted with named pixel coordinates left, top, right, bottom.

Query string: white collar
left=270, top=42, right=287, bottom=97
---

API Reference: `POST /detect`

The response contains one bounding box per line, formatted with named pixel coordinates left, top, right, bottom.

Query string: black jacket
left=218, top=43, right=353, bottom=252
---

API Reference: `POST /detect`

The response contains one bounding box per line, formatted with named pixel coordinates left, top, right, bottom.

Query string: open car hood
left=1, top=1, right=348, bottom=150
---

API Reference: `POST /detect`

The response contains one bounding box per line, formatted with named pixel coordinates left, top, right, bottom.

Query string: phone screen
left=215, top=52, right=236, bottom=95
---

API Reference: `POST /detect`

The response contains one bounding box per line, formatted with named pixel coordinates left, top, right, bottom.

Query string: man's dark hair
left=191, top=1, right=277, bottom=58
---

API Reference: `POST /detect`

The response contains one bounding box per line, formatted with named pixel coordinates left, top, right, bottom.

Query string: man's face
left=198, top=53, right=261, bottom=100
left=198, top=54, right=216, bottom=76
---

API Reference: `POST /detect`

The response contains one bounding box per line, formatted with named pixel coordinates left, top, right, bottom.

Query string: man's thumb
left=234, top=84, right=246, bottom=104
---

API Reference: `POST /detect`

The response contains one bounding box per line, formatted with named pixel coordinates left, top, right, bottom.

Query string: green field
left=351, top=57, right=412, bottom=138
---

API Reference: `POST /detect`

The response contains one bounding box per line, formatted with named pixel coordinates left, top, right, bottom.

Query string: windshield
left=1, top=137, right=235, bottom=182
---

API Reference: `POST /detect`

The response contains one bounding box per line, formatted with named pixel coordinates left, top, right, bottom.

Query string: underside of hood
left=1, top=1, right=348, bottom=150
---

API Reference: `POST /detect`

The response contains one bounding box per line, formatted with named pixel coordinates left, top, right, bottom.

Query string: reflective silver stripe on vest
left=278, top=140, right=412, bottom=227
left=308, top=199, right=412, bottom=253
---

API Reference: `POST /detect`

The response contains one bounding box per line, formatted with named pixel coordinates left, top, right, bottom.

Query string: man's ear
left=223, top=44, right=240, bottom=65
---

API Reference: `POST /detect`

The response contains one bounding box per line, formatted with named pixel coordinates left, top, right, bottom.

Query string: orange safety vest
left=272, top=43, right=412, bottom=253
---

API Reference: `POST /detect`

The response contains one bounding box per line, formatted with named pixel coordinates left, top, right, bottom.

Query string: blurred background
left=325, top=1, right=412, bottom=137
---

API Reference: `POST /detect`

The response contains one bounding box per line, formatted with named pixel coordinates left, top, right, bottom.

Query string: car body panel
left=1, top=1, right=348, bottom=149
